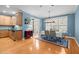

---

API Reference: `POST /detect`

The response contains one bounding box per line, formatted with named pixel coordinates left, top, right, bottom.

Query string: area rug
left=40, top=35, right=69, bottom=48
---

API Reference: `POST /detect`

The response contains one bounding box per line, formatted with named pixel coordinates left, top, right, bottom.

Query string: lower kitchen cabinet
left=9, top=30, right=22, bottom=41
left=0, top=30, right=9, bottom=38
left=16, top=30, right=22, bottom=40
left=9, top=30, right=16, bottom=41
left=0, top=30, right=22, bottom=41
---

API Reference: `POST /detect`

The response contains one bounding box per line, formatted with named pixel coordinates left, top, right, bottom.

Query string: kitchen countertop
left=0, top=29, right=22, bottom=31
left=0, top=25, right=22, bottom=30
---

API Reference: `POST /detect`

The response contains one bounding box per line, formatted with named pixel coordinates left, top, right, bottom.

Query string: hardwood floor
left=0, top=37, right=79, bottom=54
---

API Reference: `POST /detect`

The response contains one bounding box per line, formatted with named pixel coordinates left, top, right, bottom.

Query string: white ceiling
left=0, top=5, right=78, bottom=18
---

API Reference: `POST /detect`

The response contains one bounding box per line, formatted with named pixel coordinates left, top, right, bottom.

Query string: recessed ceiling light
left=40, top=5, right=43, bottom=7
left=3, top=10, right=7, bottom=13
left=51, top=5, right=54, bottom=6
left=6, top=5, right=10, bottom=8
left=12, top=11, right=16, bottom=14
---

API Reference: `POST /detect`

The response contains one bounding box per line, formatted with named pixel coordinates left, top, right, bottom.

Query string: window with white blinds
left=44, top=16, right=68, bottom=33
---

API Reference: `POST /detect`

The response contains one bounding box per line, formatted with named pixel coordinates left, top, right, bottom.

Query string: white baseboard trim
left=66, top=37, right=79, bottom=47
left=70, top=37, right=79, bottom=47
left=74, top=38, right=79, bottom=47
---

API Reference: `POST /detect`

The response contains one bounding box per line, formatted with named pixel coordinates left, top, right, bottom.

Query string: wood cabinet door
left=16, top=31, right=22, bottom=40
left=0, top=16, right=12, bottom=26
left=0, top=30, right=9, bottom=37
left=9, top=31, right=12, bottom=38
left=9, top=31, right=16, bottom=41
left=0, top=16, right=4, bottom=25
left=4, top=16, right=11, bottom=25
left=0, top=15, right=17, bottom=26
left=16, top=12, right=22, bottom=26
left=10, top=16, right=16, bottom=25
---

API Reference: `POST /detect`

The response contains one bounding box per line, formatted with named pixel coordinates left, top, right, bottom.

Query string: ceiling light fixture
left=48, top=5, right=54, bottom=18
left=48, top=5, right=55, bottom=30
left=51, top=5, right=54, bottom=6
left=6, top=5, right=10, bottom=8
left=40, top=5, right=43, bottom=7
left=12, top=11, right=16, bottom=14
left=48, top=6, right=51, bottom=18
left=3, top=10, right=7, bottom=13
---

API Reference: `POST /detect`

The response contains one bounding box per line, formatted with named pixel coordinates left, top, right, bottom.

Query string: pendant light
left=48, top=5, right=55, bottom=31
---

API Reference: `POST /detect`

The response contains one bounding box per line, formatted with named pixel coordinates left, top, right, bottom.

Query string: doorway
left=32, top=18, right=40, bottom=38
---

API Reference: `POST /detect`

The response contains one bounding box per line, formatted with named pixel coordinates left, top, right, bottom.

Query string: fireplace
left=24, top=30, right=33, bottom=39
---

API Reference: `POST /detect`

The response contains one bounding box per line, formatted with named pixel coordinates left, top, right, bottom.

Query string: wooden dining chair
left=50, top=30, right=56, bottom=37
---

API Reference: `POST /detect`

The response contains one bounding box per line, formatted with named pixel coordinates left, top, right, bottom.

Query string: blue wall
left=68, top=14, right=75, bottom=36
left=22, top=11, right=27, bottom=40
left=40, top=18, right=45, bottom=31
left=22, top=11, right=40, bottom=40
left=75, top=6, right=79, bottom=44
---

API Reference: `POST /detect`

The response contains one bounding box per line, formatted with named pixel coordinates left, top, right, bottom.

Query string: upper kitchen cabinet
left=0, top=15, right=16, bottom=26
left=4, top=16, right=12, bottom=25
left=0, top=16, right=4, bottom=25
left=16, top=11, right=22, bottom=26
left=11, top=16, right=16, bottom=25
left=0, top=15, right=11, bottom=26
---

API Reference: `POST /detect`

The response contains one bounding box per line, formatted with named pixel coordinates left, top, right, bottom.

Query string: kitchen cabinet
left=0, top=15, right=16, bottom=26
left=16, top=12, right=22, bottom=26
left=10, top=16, right=16, bottom=25
left=0, top=16, right=11, bottom=25
left=16, top=30, right=22, bottom=40
left=0, top=30, right=22, bottom=41
left=4, top=16, right=11, bottom=25
left=0, top=16, right=4, bottom=25
left=9, top=30, right=16, bottom=41
left=0, top=30, right=9, bottom=38
left=9, top=30, right=22, bottom=41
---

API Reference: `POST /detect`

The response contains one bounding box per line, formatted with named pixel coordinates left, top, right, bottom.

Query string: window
left=33, top=18, right=40, bottom=36
left=45, top=16, right=68, bottom=33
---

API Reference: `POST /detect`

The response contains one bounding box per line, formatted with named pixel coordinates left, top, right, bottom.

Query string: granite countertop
left=0, top=27, right=22, bottom=31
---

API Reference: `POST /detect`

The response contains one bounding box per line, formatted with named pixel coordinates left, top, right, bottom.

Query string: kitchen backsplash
left=0, top=26, right=11, bottom=30
left=14, top=25, right=22, bottom=30
left=0, top=25, right=22, bottom=30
